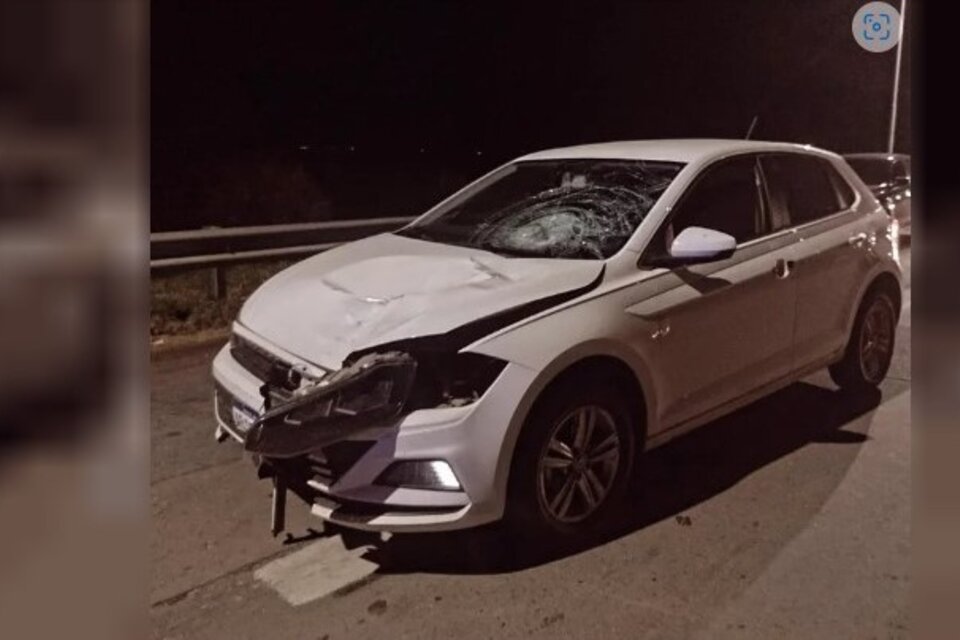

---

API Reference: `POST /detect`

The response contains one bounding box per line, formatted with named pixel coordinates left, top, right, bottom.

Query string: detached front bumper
left=211, top=342, right=536, bottom=533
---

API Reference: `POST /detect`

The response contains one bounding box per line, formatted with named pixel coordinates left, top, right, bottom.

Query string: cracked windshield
left=399, top=159, right=684, bottom=259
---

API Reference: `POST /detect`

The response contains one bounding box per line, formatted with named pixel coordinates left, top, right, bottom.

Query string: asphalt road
left=151, top=247, right=911, bottom=640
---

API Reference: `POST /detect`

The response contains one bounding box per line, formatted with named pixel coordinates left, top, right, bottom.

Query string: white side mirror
left=668, top=226, right=737, bottom=264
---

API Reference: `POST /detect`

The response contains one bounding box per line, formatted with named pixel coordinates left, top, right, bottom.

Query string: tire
left=505, top=376, right=637, bottom=545
left=829, top=289, right=897, bottom=392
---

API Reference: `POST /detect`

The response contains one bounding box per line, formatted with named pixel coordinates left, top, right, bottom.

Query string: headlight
left=404, top=352, right=508, bottom=410
left=287, top=358, right=413, bottom=423
left=244, top=351, right=416, bottom=458
left=243, top=349, right=507, bottom=459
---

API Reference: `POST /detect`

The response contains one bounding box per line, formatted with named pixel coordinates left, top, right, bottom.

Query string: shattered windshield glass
left=398, top=159, right=684, bottom=259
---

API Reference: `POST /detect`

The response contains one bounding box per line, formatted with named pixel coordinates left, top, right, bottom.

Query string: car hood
left=238, top=233, right=604, bottom=369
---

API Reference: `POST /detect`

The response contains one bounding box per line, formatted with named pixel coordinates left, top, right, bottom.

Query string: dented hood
left=238, top=233, right=604, bottom=369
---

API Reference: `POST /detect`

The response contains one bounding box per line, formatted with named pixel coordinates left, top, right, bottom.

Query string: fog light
left=376, top=460, right=462, bottom=491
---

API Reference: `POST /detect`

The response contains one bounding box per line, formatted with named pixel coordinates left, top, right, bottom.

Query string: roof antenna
left=745, top=114, right=759, bottom=140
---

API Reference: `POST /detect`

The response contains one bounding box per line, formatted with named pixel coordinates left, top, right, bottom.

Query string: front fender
left=470, top=336, right=659, bottom=516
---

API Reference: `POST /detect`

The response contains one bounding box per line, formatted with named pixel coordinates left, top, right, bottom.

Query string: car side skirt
left=645, top=349, right=844, bottom=451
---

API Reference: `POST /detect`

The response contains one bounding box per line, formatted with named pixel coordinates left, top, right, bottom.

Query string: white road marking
left=254, top=536, right=378, bottom=606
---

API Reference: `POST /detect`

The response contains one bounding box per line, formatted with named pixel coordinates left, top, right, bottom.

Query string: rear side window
left=824, top=163, right=856, bottom=209
left=762, top=155, right=847, bottom=226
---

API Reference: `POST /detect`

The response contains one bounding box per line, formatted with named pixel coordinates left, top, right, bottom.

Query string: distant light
left=298, top=145, right=309, bottom=151
left=419, top=148, right=425, bottom=153
left=348, top=145, right=355, bottom=152
left=476, top=151, right=483, bottom=156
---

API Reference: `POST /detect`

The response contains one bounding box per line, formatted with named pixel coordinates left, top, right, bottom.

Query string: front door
left=629, top=155, right=798, bottom=432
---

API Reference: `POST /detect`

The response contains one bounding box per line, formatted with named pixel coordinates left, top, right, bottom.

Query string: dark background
left=151, top=0, right=911, bottom=231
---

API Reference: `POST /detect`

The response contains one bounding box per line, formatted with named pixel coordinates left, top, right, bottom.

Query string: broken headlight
left=404, top=352, right=508, bottom=410
left=243, top=350, right=507, bottom=459
left=244, top=351, right=417, bottom=458
left=287, top=366, right=406, bottom=422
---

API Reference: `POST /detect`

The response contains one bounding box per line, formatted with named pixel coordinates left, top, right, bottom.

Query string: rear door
left=630, top=154, right=798, bottom=431
left=760, top=153, right=872, bottom=369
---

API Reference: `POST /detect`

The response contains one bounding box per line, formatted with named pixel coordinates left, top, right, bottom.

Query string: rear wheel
left=829, top=289, right=897, bottom=391
left=506, top=378, right=636, bottom=543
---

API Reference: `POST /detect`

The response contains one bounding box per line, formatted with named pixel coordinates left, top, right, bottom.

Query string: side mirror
left=648, top=226, right=737, bottom=267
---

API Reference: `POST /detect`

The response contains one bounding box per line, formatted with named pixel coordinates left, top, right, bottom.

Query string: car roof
left=843, top=152, right=910, bottom=162
left=516, top=139, right=832, bottom=164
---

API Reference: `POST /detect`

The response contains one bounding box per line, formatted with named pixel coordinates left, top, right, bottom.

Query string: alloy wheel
left=859, top=297, right=895, bottom=384
left=536, top=405, right=621, bottom=524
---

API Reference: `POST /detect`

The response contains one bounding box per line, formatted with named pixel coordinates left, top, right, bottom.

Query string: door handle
left=773, top=258, right=794, bottom=279
left=848, top=232, right=868, bottom=247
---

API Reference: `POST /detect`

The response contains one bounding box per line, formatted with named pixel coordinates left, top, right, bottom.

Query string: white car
left=212, top=139, right=901, bottom=540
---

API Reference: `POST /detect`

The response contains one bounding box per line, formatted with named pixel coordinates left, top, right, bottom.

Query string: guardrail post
left=209, top=266, right=226, bottom=300
left=203, top=225, right=226, bottom=300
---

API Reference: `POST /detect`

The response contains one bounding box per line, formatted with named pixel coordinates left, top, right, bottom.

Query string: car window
left=642, top=156, right=764, bottom=262
left=758, top=160, right=790, bottom=232
left=823, top=161, right=856, bottom=209
left=398, top=159, right=684, bottom=259
left=762, top=154, right=845, bottom=226
left=671, top=156, right=764, bottom=242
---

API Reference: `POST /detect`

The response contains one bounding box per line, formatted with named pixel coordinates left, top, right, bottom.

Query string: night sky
left=152, top=1, right=911, bottom=231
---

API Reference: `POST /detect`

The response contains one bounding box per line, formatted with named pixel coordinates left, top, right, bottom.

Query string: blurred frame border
left=911, top=1, right=960, bottom=638
left=0, top=1, right=147, bottom=639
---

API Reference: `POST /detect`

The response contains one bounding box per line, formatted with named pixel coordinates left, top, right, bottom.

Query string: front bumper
left=211, top=341, right=536, bottom=533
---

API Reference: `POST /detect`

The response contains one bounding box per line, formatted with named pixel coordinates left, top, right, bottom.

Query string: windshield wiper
left=398, top=222, right=476, bottom=244
left=475, top=241, right=548, bottom=258
left=396, top=226, right=434, bottom=241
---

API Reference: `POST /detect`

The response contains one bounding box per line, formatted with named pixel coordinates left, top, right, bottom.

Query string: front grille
left=268, top=441, right=376, bottom=488
left=231, top=333, right=292, bottom=384
left=306, top=440, right=376, bottom=485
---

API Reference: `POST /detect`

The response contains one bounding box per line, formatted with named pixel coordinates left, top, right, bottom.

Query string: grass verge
left=151, top=260, right=295, bottom=339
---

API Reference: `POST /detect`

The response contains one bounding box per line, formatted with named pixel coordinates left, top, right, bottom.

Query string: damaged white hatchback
left=212, top=139, right=901, bottom=540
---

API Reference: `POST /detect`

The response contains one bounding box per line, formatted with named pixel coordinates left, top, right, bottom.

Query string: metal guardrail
left=150, top=215, right=418, bottom=298
left=150, top=216, right=417, bottom=270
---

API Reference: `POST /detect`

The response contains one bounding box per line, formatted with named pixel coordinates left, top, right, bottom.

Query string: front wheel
left=506, top=378, right=637, bottom=543
left=829, top=289, right=897, bottom=392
